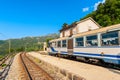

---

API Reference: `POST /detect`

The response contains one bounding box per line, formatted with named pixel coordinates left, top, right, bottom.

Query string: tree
left=81, top=0, right=120, bottom=27
left=46, top=38, right=53, bottom=47
left=62, top=23, right=68, bottom=29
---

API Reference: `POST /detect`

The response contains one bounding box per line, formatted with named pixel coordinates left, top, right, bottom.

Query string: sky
left=0, top=0, right=105, bottom=40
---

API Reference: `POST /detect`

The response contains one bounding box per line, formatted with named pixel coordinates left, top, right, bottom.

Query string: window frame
left=101, top=31, right=119, bottom=46
left=86, top=35, right=98, bottom=47
left=62, top=40, right=67, bottom=48
left=57, top=41, right=61, bottom=48
left=75, top=37, right=84, bottom=47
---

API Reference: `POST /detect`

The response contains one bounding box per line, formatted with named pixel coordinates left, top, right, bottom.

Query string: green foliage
left=62, top=23, right=68, bottom=29
left=0, top=33, right=59, bottom=55
left=1, top=63, right=7, bottom=67
left=46, top=38, right=53, bottom=47
left=82, top=0, right=120, bottom=27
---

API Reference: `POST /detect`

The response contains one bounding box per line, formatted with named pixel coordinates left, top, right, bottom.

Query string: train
left=47, top=18, right=120, bottom=66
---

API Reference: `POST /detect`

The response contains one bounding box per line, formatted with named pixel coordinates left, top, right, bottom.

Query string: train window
left=102, top=31, right=119, bottom=46
left=52, top=42, right=56, bottom=47
left=48, top=42, right=52, bottom=47
left=75, top=37, right=83, bottom=47
left=62, top=40, right=67, bottom=47
left=54, top=42, right=57, bottom=47
left=86, top=35, right=98, bottom=46
left=52, top=42, right=54, bottom=47
left=57, top=41, right=61, bottom=47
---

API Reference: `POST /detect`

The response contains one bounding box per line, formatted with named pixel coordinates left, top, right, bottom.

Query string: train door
left=67, top=38, right=73, bottom=55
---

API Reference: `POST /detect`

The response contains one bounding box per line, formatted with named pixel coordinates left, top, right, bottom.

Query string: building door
left=67, top=38, right=73, bottom=55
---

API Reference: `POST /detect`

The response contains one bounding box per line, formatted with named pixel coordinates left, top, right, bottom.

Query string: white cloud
left=102, top=0, right=105, bottom=3
left=94, top=0, right=105, bottom=10
left=82, top=7, right=89, bottom=12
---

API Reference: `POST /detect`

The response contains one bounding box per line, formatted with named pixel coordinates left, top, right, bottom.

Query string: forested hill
left=82, top=0, right=120, bottom=27
left=0, top=33, right=59, bottom=56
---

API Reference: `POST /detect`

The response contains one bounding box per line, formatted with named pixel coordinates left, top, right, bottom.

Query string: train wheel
left=97, top=59, right=103, bottom=65
left=57, top=53, right=61, bottom=58
left=67, top=55, right=71, bottom=59
left=70, top=56, right=76, bottom=60
left=84, top=57, right=90, bottom=63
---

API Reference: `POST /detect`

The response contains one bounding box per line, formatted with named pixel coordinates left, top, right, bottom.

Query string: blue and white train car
left=49, top=37, right=68, bottom=55
left=72, top=24, right=120, bottom=65
left=48, top=18, right=120, bottom=65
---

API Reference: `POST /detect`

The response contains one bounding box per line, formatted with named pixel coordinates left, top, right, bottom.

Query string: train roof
left=49, top=37, right=68, bottom=42
left=50, top=23, right=120, bottom=42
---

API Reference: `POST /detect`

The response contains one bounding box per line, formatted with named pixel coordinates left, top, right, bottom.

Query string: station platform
left=28, top=52, right=120, bottom=80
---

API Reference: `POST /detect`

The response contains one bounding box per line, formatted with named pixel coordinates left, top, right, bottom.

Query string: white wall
left=65, top=29, right=70, bottom=37
left=54, top=47, right=67, bottom=52
left=60, top=19, right=100, bottom=37
left=60, top=32, right=63, bottom=37
left=72, top=27, right=77, bottom=35
left=76, top=19, right=99, bottom=33
left=74, top=47, right=120, bottom=55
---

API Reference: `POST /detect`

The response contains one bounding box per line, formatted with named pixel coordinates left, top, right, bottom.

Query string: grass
left=1, top=63, right=7, bottom=67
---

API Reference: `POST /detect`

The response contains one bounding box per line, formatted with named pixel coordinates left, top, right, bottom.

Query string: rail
left=20, top=52, right=53, bottom=80
left=0, top=56, right=14, bottom=80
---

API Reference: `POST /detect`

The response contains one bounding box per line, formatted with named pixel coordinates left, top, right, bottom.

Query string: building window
left=75, top=37, right=83, bottom=47
left=102, top=31, right=119, bottom=46
left=62, top=40, right=67, bottom=47
left=86, top=35, right=98, bottom=46
left=57, top=41, right=61, bottom=47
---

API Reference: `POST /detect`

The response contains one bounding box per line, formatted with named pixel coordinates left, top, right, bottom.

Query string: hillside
left=82, top=0, right=120, bottom=27
left=0, top=33, right=59, bottom=56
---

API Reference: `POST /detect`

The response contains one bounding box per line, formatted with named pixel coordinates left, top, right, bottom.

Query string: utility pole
left=9, top=39, right=11, bottom=54
left=25, top=44, right=26, bottom=52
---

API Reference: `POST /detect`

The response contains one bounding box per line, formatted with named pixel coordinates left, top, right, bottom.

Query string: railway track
left=0, top=55, right=10, bottom=66
left=20, top=53, right=53, bottom=80
left=0, top=54, right=14, bottom=80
